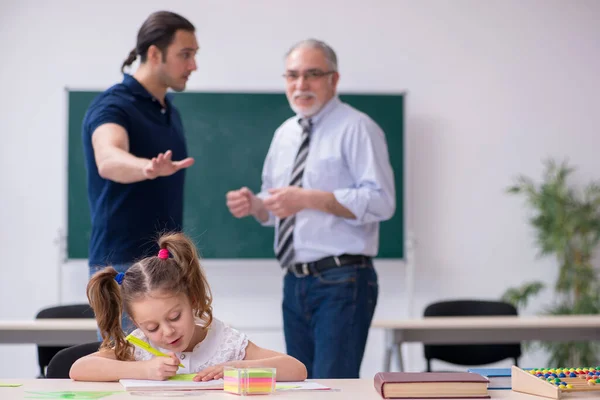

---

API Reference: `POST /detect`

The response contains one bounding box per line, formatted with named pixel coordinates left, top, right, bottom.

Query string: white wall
left=1, top=0, right=600, bottom=378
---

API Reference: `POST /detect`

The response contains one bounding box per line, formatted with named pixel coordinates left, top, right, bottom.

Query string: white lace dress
left=129, top=317, right=249, bottom=374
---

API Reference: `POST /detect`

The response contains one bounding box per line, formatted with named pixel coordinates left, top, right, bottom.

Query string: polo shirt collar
left=122, top=73, right=173, bottom=107
left=122, top=73, right=153, bottom=99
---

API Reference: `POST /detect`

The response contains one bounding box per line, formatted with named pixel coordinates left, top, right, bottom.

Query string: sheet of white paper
left=119, top=378, right=224, bottom=391
left=276, top=381, right=331, bottom=391
left=119, top=378, right=329, bottom=392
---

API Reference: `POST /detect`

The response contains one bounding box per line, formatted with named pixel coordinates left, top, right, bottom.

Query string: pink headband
left=158, top=249, right=169, bottom=260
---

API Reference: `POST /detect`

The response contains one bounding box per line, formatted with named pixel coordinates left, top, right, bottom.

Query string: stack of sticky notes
left=223, top=367, right=276, bottom=395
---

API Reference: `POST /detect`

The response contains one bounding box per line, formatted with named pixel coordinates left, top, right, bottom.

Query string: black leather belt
left=286, top=254, right=371, bottom=277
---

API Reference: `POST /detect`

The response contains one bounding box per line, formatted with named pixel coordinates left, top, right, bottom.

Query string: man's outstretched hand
left=143, top=150, right=195, bottom=179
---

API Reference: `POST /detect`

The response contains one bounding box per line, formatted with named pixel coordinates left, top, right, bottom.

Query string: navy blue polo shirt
left=82, top=74, right=188, bottom=266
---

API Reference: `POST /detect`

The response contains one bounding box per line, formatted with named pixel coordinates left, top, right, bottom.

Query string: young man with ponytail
left=82, top=11, right=198, bottom=333
left=70, top=232, right=307, bottom=382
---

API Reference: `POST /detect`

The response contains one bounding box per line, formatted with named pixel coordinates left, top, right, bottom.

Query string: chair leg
left=514, top=358, right=519, bottom=367
left=396, top=343, right=405, bottom=372
left=426, top=359, right=432, bottom=372
left=383, top=347, right=392, bottom=372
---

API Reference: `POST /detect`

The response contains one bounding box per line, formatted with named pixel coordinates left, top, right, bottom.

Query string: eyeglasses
left=282, top=69, right=335, bottom=82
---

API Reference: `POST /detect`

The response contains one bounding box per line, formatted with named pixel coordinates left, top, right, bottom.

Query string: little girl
left=70, top=232, right=307, bottom=382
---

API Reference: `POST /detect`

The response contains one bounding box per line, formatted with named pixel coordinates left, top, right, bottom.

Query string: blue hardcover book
left=467, top=368, right=513, bottom=390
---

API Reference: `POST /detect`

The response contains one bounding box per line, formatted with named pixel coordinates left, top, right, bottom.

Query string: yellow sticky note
left=276, top=384, right=301, bottom=390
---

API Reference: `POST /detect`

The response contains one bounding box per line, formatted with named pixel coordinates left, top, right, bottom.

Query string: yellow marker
left=126, top=334, right=185, bottom=368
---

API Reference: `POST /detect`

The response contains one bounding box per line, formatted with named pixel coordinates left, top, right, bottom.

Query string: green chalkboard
left=67, top=91, right=404, bottom=259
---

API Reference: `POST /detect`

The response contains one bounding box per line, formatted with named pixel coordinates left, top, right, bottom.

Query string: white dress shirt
left=258, top=96, right=396, bottom=263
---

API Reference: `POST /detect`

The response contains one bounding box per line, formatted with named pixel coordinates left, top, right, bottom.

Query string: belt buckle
left=292, top=263, right=310, bottom=278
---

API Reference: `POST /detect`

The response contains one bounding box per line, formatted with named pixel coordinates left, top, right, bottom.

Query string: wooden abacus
left=512, top=365, right=600, bottom=399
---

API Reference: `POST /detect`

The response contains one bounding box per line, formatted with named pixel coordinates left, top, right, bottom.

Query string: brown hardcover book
left=374, top=372, right=490, bottom=399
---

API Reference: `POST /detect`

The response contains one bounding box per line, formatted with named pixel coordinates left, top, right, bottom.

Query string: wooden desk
left=5, top=316, right=600, bottom=374
left=0, top=320, right=98, bottom=345
left=372, top=315, right=600, bottom=372
left=0, top=379, right=598, bottom=400
left=2, top=378, right=372, bottom=400
left=2, top=378, right=600, bottom=400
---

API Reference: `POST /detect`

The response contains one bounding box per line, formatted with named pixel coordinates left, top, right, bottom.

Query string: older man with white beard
left=226, top=39, right=395, bottom=379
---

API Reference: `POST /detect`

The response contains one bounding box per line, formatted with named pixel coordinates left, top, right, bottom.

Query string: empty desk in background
left=0, top=319, right=98, bottom=345
left=0, top=319, right=280, bottom=346
left=372, top=315, right=600, bottom=372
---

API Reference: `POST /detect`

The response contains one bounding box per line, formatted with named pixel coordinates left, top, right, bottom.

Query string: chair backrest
left=46, top=342, right=102, bottom=379
left=423, top=299, right=521, bottom=371
left=35, top=304, right=96, bottom=377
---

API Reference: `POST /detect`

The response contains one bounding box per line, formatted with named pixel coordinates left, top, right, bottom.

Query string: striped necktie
left=276, top=117, right=312, bottom=268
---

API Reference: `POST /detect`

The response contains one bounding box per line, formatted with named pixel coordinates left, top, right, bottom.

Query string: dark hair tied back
left=121, top=49, right=138, bottom=72
left=120, top=11, right=195, bottom=73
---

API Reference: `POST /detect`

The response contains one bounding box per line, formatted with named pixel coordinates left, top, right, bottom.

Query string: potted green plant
left=502, top=158, right=600, bottom=366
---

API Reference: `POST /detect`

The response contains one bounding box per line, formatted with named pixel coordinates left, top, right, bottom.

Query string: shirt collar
left=296, top=95, right=340, bottom=127
left=122, top=73, right=154, bottom=99
left=123, top=73, right=174, bottom=110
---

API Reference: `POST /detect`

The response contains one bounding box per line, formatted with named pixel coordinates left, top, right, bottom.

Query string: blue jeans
left=89, top=263, right=136, bottom=340
left=282, top=260, right=379, bottom=378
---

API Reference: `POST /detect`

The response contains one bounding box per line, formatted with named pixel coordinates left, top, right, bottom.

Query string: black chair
left=423, top=299, right=521, bottom=372
left=46, top=341, right=102, bottom=379
left=35, top=304, right=96, bottom=377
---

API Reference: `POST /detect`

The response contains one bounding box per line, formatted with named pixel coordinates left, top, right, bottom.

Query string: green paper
left=168, top=373, right=197, bottom=381
left=24, top=391, right=119, bottom=399
left=275, top=384, right=301, bottom=390
left=0, top=383, right=23, bottom=387
left=247, top=371, right=275, bottom=378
